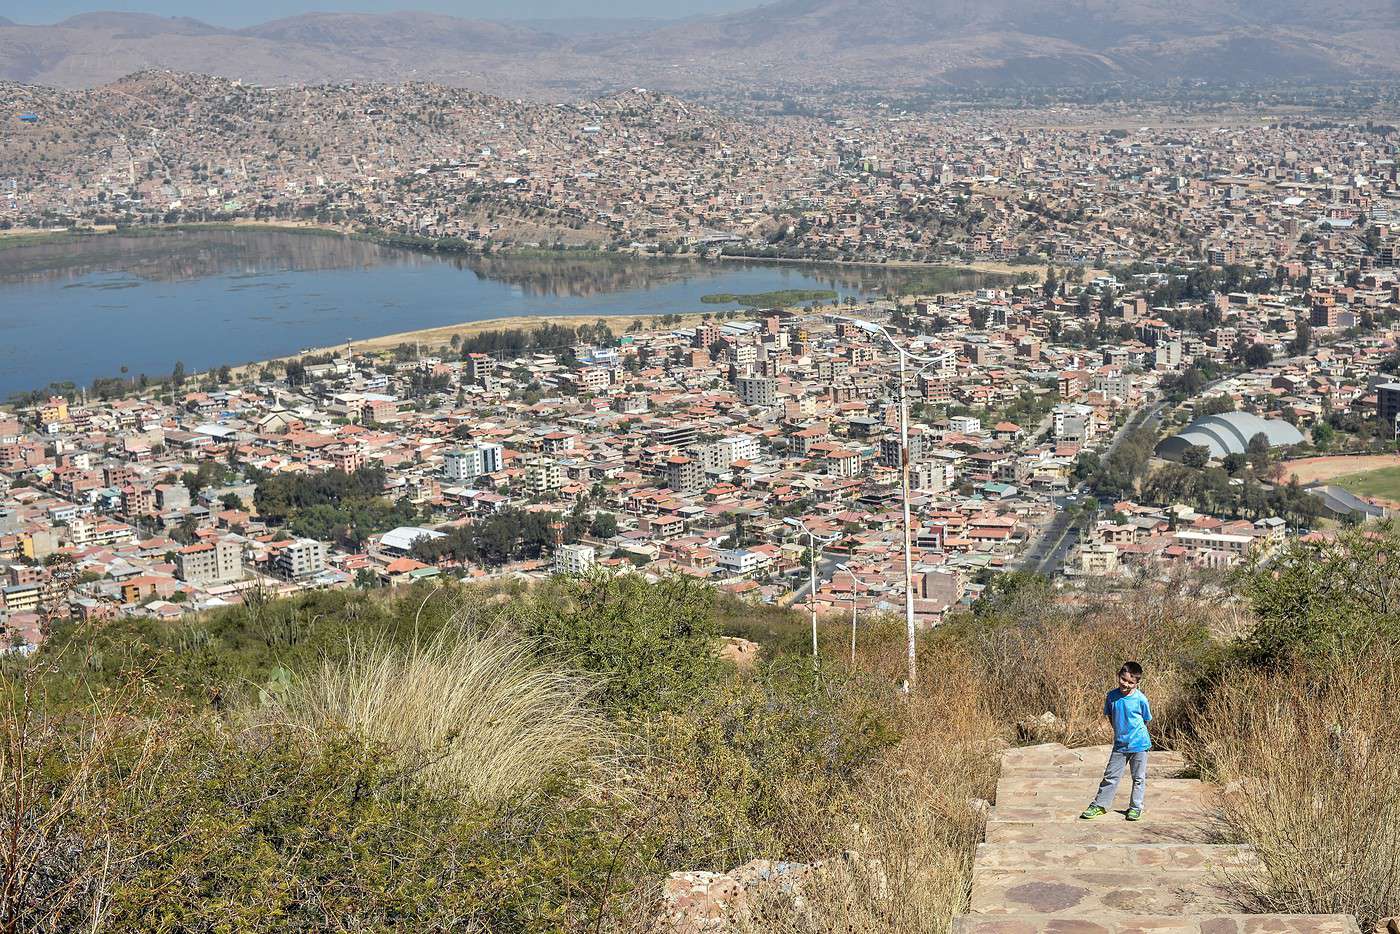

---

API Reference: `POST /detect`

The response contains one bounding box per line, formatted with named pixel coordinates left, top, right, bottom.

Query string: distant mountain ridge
left=3, top=1, right=1397, bottom=96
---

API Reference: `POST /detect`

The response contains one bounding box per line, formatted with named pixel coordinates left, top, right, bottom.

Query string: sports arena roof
left=1155, top=412, right=1304, bottom=462
left=380, top=526, right=446, bottom=554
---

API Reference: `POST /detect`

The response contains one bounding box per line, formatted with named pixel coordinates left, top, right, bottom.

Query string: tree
left=171, top=361, right=187, bottom=388
left=1247, top=432, right=1272, bottom=472
left=1243, top=344, right=1273, bottom=369
left=1311, top=421, right=1335, bottom=450
left=589, top=512, right=618, bottom=538
left=1181, top=444, right=1211, bottom=469
left=1290, top=320, right=1312, bottom=356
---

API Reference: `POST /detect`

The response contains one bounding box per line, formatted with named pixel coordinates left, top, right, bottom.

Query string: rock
left=1374, top=919, right=1400, bottom=934
left=660, top=850, right=886, bottom=932
left=1016, top=711, right=1067, bottom=744
left=718, top=636, right=761, bottom=668
left=661, top=871, right=742, bottom=932
left=968, top=797, right=991, bottom=815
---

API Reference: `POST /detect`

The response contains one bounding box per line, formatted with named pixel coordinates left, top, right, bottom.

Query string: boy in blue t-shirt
left=1080, top=661, right=1152, bottom=822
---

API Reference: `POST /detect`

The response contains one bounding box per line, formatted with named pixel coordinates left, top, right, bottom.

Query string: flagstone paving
left=952, top=744, right=1361, bottom=934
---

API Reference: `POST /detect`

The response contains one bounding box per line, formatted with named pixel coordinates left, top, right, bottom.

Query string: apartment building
left=175, top=539, right=243, bottom=585
left=273, top=538, right=328, bottom=581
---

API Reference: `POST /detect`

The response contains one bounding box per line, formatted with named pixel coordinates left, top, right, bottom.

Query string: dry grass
left=1189, top=654, right=1400, bottom=928
left=272, top=625, right=609, bottom=807
left=942, top=587, right=1219, bottom=745
left=697, top=646, right=1001, bottom=934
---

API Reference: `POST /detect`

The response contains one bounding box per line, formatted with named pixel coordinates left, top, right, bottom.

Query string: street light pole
left=831, top=313, right=928, bottom=693
left=807, top=535, right=818, bottom=661
left=895, top=347, right=918, bottom=692
left=786, top=517, right=837, bottom=670
left=837, top=562, right=857, bottom=665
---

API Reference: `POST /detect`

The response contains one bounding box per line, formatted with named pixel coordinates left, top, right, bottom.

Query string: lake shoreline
left=0, top=220, right=1038, bottom=280
left=0, top=224, right=1012, bottom=400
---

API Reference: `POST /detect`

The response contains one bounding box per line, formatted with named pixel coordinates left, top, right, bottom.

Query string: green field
left=1336, top=465, right=1400, bottom=502
left=700, top=288, right=837, bottom=306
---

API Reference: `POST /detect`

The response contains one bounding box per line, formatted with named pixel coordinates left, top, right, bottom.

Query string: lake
left=0, top=228, right=1001, bottom=398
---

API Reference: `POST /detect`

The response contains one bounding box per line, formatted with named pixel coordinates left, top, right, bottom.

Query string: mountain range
left=3, top=0, right=1397, bottom=96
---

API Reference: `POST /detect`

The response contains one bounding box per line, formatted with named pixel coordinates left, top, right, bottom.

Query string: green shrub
left=1236, top=522, right=1400, bottom=666
left=520, top=573, right=725, bottom=715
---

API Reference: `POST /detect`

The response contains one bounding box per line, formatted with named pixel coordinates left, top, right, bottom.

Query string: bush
left=520, top=573, right=726, bottom=715
left=2, top=696, right=623, bottom=932
left=1236, top=523, right=1400, bottom=666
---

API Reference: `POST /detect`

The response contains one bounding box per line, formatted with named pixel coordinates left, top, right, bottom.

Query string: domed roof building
left=1155, top=412, right=1304, bottom=462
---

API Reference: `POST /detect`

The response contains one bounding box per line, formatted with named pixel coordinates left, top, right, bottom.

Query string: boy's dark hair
left=1120, top=661, right=1144, bottom=678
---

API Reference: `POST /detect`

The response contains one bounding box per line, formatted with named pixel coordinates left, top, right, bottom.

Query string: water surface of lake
left=0, top=229, right=1000, bottom=397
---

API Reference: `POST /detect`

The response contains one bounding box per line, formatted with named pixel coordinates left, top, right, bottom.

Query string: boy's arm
left=1141, top=695, right=1152, bottom=723
left=1102, top=693, right=1113, bottom=718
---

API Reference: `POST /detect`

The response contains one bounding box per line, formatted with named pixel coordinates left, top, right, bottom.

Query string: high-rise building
left=175, top=539, right=243, bottom=585
left=444, top=448, right=482, bottom=481
left=477, top=442, right=504, bottom=474
left=737, top=376, right=777, bottom=407
left=273, top=538, right=328, bottom=581
left=1378, top=382, right=1400, bottom=431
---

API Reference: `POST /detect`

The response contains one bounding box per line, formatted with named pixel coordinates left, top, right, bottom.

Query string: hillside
left=3, top=525, right=1399, bottom=930
left=2, top=0, right=1397, bottom=96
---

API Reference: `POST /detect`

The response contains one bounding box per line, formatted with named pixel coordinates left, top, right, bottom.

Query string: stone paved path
left=952, top=743, right=1361, bottom=934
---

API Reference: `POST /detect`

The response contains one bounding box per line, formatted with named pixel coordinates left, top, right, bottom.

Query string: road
left=1017, top=398, right=1169, bottom=577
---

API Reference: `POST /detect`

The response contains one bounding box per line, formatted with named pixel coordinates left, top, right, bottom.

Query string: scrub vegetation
left=3, top=524, right=1398, bottom=931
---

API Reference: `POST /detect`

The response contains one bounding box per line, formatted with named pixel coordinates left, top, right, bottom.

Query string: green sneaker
left=1079, top=805, right=1106, bottom=820
left=1126, top=808, right=1142, bottom=821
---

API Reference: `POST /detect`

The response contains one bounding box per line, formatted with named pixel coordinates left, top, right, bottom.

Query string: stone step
left=985, top=819, right=1214, bottom=845
left=1000, top=767, right=1195, bottom=781
left=999, top=744, right=1188, bottom=775
left=969, top=867, right=1235, bottom=916
left=975, top=843, right=1257, bottom=872
left=996, top=778, right=1207, bottom=807
left=951, top=914, right=1362, bottom=934
left=990, top=804, right=1209, bottom=824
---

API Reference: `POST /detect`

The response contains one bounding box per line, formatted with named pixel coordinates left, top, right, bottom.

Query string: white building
left=444, top=448, right=482, bottom=481
left=273, top=538, right=328, bottom=581
left=720, top=434, right=760, bottom=464
left=554, top=543, right=596, bottom=576
left=444, top=443, right=504, bottom=480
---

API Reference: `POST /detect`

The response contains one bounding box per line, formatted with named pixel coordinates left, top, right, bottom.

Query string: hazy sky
left=5, top=0, right=769, bottom=27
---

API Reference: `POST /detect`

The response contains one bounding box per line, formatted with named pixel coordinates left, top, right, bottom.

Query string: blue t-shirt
left=1104, top=688, right=1152, bottom=752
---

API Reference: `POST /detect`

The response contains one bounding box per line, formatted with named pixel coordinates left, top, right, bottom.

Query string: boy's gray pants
left=1092, top=750, right=1147, bottom=810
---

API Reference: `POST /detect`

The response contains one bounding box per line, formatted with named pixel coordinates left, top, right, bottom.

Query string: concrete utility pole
left=832, top=314, right=940, bottom=693
left=836, top=561, right=858, bottom=665
left=785, top=517, right=838, bottom=669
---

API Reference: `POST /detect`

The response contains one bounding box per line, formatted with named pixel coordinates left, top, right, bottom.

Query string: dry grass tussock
left=1189, top=653, right=1400, bottom=928
left=686, top=646, right=1001, bottom=934
left=269, top=623, right=609, bottom=807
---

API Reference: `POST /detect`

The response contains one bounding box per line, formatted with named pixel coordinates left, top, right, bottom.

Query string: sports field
left=1283, top=454, right=1400, bottom=485
left=1335, top=465, right=1400, bottom=505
